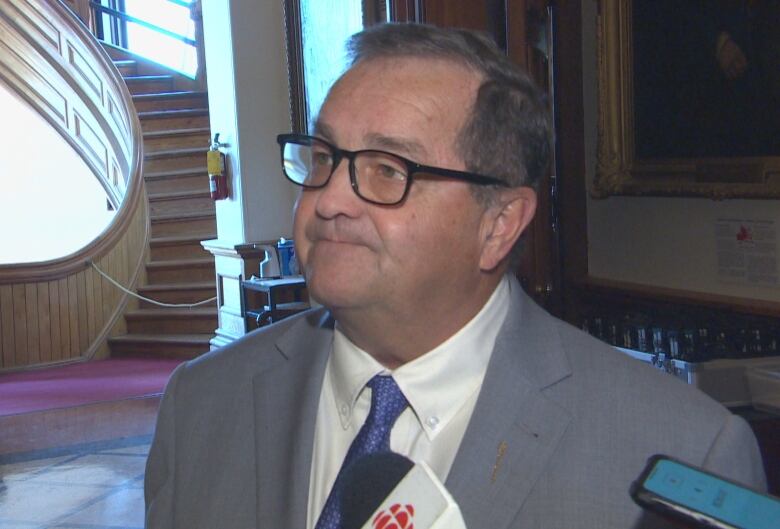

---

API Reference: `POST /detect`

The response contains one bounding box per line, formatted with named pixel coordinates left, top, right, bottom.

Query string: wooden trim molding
left=282, top=0, right=307, bottom=134
left=0, top=0, right=145, bottom=283
left=572, top=276, right=780, bottom=319
left=387, top=0, right=420, bottom=22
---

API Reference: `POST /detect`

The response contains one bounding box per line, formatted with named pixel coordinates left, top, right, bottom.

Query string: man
left=145, top=23, right=766, bottom=528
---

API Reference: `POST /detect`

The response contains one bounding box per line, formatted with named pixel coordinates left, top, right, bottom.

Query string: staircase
left=107, top=56, right=217, bottom=359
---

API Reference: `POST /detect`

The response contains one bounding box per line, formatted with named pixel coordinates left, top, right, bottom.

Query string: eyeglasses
left=276, top=133, right=508, bottom=206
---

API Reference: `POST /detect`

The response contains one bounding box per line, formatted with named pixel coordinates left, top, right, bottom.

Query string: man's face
left=293, top=57, right=491, bottom=325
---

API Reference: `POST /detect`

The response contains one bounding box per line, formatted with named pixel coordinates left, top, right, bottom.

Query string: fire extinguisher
left=207, top=133, right=229, bottom=200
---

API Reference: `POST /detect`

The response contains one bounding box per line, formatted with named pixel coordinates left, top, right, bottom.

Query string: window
left=285, top=0, right=367, bottom=132
left=95, top=0, right=197, bottom=77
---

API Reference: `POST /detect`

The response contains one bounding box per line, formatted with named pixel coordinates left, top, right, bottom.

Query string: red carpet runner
left=0, top=358, right=182, bottom=416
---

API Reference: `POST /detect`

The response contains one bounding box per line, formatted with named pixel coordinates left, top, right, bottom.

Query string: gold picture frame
left=594, top=0, right=780, bottom=198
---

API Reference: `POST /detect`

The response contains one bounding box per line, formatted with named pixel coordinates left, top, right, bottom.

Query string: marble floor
left=0, top=437, right=150, bottom=529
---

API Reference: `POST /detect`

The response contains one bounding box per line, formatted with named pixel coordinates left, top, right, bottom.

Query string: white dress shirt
left=306, top=276, right=512, bottom=528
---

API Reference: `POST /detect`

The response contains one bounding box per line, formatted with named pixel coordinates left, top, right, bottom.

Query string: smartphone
left=630, top=454, right=780, bottom=529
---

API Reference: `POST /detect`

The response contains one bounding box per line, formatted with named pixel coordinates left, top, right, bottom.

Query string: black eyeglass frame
left=276, top=133, right=509, bottom=206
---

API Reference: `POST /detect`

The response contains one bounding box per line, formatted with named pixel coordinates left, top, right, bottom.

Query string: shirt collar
left=329, top=330, right=387, bottom=429
left=328, top=275, right=512, bottom=439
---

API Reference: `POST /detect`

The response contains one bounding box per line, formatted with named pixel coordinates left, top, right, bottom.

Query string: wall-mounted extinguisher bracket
left=208, top=133, right=229, bottom=200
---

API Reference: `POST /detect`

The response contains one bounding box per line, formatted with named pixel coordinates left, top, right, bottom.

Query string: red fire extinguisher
left=208, top=133, right=229, bottom=200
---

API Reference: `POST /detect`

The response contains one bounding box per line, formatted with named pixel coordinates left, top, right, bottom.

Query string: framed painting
left=594, top=0, right=780, bottom=198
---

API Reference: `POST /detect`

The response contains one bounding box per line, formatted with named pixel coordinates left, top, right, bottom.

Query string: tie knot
left=366, top=375, right=408, bottom=430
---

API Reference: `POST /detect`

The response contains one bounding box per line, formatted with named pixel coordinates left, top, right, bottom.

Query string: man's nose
left=313, top=156, right=362, bottom=218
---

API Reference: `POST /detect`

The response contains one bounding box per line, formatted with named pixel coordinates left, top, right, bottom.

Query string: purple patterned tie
left=315, top=375, right=409, bottom=529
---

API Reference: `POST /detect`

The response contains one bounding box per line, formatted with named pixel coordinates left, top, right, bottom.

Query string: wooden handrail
left=0, top=0, right=145, bottom=283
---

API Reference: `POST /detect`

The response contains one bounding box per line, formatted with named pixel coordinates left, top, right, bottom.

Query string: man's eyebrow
left=311, top=124, right=428, bottom=159
left=364, top=133, right=427, bottom=159
left=312, top=121, right=335, bottom=141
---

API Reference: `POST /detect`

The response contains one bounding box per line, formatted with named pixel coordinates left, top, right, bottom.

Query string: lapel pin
left=491, top=441, right=508, bottom=483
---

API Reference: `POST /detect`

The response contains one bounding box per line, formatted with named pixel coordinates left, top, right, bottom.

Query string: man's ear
left=478, top=186, right=537, bottom=272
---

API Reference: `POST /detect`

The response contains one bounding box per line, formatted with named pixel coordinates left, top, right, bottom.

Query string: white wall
left=201, top=0, right=297, bottom=245
left=581, top=0, right=780, bottom=302
left=0, top=84, right=114, bottom=264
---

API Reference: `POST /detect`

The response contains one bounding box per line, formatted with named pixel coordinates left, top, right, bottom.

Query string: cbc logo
left=372, top=503, right=415, bottom=529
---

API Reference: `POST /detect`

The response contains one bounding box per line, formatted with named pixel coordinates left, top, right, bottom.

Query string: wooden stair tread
left=138, top=281, right=214, bottom=292
left=124, top=74, right=174, bottom=82
left=143, top=127, right=210, bottom=139
left=138, top=108, right=209, bottom=119
left=110, top=333, right=213, bottom=344
left=145, top=146, right=208, bottom=159
left=113, top=60, right=137, bottom=71
left=133, top=90, right=207, bottom=101
left=144, top=167, right=205, bottom=179
left=148, top=189, right=210, bottom=201
left=125, top=307, right=216, bottom=318
left=150, top=233, right=215, bottom=245
left=146, top=258, right=214, bottom=269
left=150, top=211, right=215, bottom=222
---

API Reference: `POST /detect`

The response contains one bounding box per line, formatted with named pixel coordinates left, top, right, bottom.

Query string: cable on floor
left=88, top=259, right=217, bottom=308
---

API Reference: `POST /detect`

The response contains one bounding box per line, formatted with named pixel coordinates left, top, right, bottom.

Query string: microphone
left=340, top=452, right=467, bottom=529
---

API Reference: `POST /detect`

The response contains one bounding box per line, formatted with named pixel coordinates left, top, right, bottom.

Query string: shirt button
left=426, top=416, right=440, bottom=429
left=340, top=403, right=349, bottom=416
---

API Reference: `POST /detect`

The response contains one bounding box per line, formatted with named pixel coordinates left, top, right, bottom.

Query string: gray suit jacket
left=145, top=279, right=766, bottom=528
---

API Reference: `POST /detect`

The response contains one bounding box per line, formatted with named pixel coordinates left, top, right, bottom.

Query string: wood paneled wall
left=0, top=0, right=147, bottom=371
left=0, top=198, right=147, bottom=370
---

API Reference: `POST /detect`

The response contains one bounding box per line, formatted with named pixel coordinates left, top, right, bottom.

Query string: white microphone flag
left=359, top=461, right=467, bottom=529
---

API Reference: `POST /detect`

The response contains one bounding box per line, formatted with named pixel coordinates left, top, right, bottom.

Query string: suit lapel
left=446, top=282, right=573, bottom=529
left=253, top=310, right=333, bottom=529
left=249, top=282, right=573, bottom=528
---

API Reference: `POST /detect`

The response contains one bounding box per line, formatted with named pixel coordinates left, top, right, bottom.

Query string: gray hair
left=345, top=22, right=552, bottom=197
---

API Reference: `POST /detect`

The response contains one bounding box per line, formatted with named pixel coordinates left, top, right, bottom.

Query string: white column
left=200, top=0, right=298, bottom=347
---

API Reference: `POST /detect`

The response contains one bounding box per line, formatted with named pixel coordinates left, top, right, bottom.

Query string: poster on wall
left=715, top=219, right=779, bottom=286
